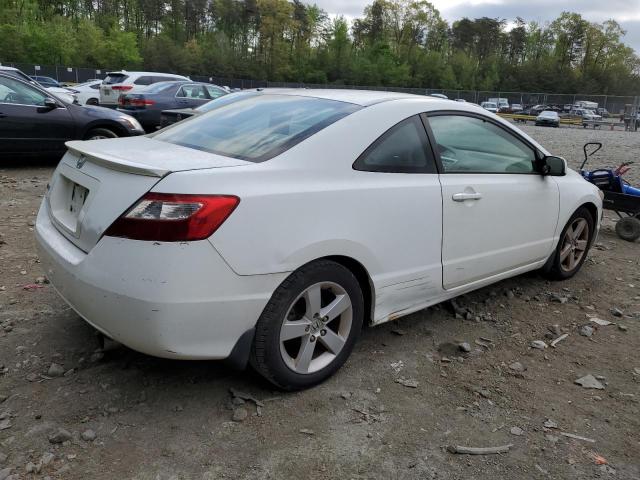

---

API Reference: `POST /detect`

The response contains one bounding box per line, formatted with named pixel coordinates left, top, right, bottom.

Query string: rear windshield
left=145, top=81, right=181, bottom=93
left=104, top=74, right=128, bottom=84
left=153, top=94, right=360, bottom=162
left=195, top=91, right=261, bottom=113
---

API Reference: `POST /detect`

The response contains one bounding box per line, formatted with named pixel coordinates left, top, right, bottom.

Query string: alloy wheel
left=279, top=282, right=353, bottom=375
left=559, top=218, right=589, bottom=272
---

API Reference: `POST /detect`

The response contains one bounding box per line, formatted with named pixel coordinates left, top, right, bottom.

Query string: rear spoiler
left=65, top=141, right=169, bottom=177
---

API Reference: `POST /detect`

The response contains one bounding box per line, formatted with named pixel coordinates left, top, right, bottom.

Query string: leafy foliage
left=0, top=0, right=638, bottom=93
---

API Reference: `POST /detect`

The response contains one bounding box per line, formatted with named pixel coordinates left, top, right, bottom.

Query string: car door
left=424, top=112, right=560, bottom=290
left=0, top=75, right=75, bottom=154
left=352, top=115, right=444, bottom=321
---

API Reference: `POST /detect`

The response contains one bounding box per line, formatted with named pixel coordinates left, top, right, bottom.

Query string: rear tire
left=251, top=260, right=364, bottom=390
left=84, top=128, right=118, bottom=140
left=615, top=216, right=640, bottom=242
left=546, top=207, right=594, bottom=280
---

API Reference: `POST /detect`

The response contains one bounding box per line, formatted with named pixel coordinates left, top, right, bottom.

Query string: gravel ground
left=520, top=124, right=640, bottom=186
left=0, top=124, right=639, bottom=480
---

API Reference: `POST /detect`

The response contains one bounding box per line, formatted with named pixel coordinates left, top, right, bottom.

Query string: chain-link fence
left=2, top=61, right=638, bottom=115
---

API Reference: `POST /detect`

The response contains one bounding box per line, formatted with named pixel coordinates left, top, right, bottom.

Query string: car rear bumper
left=35, top=200, right=287, bottom=360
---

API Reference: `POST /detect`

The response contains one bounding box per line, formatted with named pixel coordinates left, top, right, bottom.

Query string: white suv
left=99, top=71, right=190, bottom=107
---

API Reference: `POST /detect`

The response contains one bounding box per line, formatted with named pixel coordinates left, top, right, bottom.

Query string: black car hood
left=76, top=104, right=132, bottom=120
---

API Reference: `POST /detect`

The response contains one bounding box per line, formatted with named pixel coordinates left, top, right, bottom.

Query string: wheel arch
left=323, top=255, right=376, bottom=326
left=579, top=201, right=599, bottom=226
left=81, top=120, right=129, bottom=139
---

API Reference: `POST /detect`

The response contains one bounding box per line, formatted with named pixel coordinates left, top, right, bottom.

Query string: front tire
left=546, top=207, right=595, bottom=280
left=251, top=260, right=364, bottom=390
left=84, top=127, right=118, bottom=140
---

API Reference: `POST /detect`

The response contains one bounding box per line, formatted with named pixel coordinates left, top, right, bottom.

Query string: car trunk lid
left=46, top=137, right=251, bottom=252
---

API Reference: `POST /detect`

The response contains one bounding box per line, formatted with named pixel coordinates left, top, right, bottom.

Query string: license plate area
left=69, top=183, right=89, bottom=217
left=48, top=161, right=99, bottom=238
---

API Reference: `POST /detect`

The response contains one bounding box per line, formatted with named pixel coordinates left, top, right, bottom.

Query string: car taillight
left=104, top=193, right=240, bottom=242
left=112, top=85, right=133, bottom=91
left=130, top=98, right=155, bottom=107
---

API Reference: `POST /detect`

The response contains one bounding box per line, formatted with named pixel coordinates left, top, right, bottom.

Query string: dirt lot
left=1, top=124, right=639, bottom=480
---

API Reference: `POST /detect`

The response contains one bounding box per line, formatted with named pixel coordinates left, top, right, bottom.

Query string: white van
left=100, top=71, right=190, bottom=107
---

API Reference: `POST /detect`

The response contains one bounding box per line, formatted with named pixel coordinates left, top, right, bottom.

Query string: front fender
left=555, top=170, right=603, bottom=243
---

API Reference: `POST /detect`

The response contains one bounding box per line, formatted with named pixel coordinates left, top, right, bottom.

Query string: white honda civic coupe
left=36, top=89, right=603, bottom=390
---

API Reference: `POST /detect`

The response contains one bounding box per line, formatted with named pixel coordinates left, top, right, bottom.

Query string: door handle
left=452, top=192, right=482, bottom=202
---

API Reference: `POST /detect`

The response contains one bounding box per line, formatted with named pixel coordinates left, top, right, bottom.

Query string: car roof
left=0, top=66, right=19, bottom=71
left=106, top=71, right=188, bottom=77
left=250, top=88, right=446, bottom=107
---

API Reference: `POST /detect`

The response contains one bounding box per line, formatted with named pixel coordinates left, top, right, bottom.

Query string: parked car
left=35, top=89, right=602, bottom=390
left=511, top=103, right=523, bottom=113
left=67, top=79, right=102, bottom=106
left=30, top=75, right=61, bottom=88
left=570, top=108, right=602, bottom=121
left=480, top=101, right=498, bottom=113
left=524, top=105, right=547, bottom=116
left=0, top=72, right=144, bottom=157
left=99, top=71, right=190, bottom=108
left=535, top=110, right=560, bottom=127
left=596, top=108, right=610, bottom=118
left=0, top=66, right=76, bottom=103
left=159, top=90, right=250, bottom=128
left=117, top=81, right=227, bottom=131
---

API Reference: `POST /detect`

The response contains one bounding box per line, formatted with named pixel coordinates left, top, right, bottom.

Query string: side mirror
left=43, top=98, right=58, bottom=109
left=541, top=156, right=566, bottom=176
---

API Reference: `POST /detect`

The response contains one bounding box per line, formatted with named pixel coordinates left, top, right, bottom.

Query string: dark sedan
left=30, top=75, right=62, bottom=88
left=117, top=81, right=227, bottom=131
left=535, top=110, right=560, bottom=127
left=0, top=73, right=145, bottom=157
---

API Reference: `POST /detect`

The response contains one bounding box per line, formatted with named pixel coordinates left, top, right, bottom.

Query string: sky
left=313, top=0, right=640, bottom=53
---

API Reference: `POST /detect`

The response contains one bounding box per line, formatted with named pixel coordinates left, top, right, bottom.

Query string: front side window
left=177, top=85, right=207, bottom=99
left=428, top=114, right=536, bottom=174
left=0, top=76, right=48, bottom=106
left=153, top=94, right=360, bottom=162
left=353, top=116, right=435, bottom=173
left=205, top=85, right=227, bottom=99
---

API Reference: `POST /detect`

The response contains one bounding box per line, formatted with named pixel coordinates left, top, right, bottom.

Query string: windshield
left=540, top=111, right=557, bottom=117
left=483, top=102, right=497, bottom=108
left=154, top=94, right=361, bottom=162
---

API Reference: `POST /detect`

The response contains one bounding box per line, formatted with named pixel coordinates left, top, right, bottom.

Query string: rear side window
left=353, top=116, right=436, bottom=173
left=134, top=76, right=153, bottom=85
left=153, top=94, right=360, bottom=162
left=104, top=74, right=128, bottom=84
